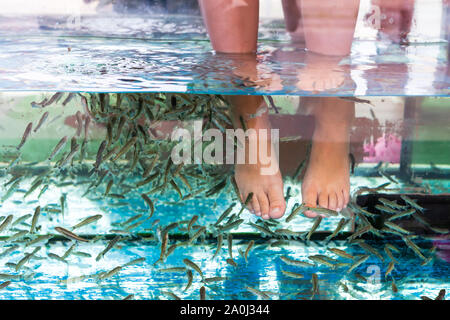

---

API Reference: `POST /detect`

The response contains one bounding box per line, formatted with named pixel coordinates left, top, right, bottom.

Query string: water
left=0, top=0, right=449, bottom=301
left=0, top=92, right=448, bottom=300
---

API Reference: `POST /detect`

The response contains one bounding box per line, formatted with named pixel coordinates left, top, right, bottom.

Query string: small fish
left=162, top=290, right=181, bottom=300
left=280, top=256, right=315, bottom=268
left=285, top=203, right=304, bottom=223
left=75, top=111, right=83, bottom=136
left=15, top=246, right=41, bottom=271
left=379, top=198, right=407, bottom=210
left=347, top=225, right=372, bottom=242
left=212, top=234, right=223, bottom=259
left=347, top=255, right=370, bottom=273
left=48, top=136, right=68, bottom=161
left=435, top=289, right=446, bottom=300
left=96, top=236, right=121, bottom=261
left=0, top=215, right=13, bottom=233
left=402, top=236, right=426, bottom=260
left=339, top=97, right=372, bottom=104
left=303, top=205, right=338, bottom=217
left=385, top=262, right=395, bottom=279
left=384, top=221, right=411, bottom=235
left=158, top=267, right=187, bottom=273
left=392, top=279, right=398, bottom=293
left=218, top=219, right=244, bottom=233
left=384, top=245, right=399, bottom=264
left=122, top=257, right=146, bottom=268
left=400, top=195, right=424, bottom=212
left=308, top=255, right=336, bottom=268
left=94, top=140, right=107, bottom=169
left=281, top=270, right=304, bottom=279
left=61, top=243, right=77, bottom=260
left=354, top=240, right=384, bottom=262
left=200, top=286, right=206, bottom=300
left=99, top=266, right=123, bottom=280
left=246, top=286, right=270, bottom=300
left=25, top=235, right=52, bottom=247
left=17, top=122, right=33, bottom=150
left=104, top=179, right=113, bottom=197
left=0, top=281, right=11, bottom=290
left=111, top=136, right=138, bottom=161
left=170, top=179, right=183, bottom=200
left=7, top=230, right=29, bottom=242
left=141, top=194, right=155, bottom=217
left=187, top=215, right=198, bottom=232
left=214, top=203, right=236, bottom=226
left=244, top=240, right=254, bottom=263
left=54, top=227, right=89, bottom=242
left=188, top=226, right=206, bottom=244
left=184, top=270, right=193, bottom=291
left=227, top=234, right=233, bottom=259
left=30, top=206, right=41, bottom=233
left=226, top=258, right=237, bottom=267
left=387, top=208, right=417, bottom=221
left=238, top=192, right=253, bottom=217
left=305, top=216, right=322, bottom=242
left=375, top=204, right=400, bottom=214
left=328, top=248, right=354, bottom=260
left=203, top=276, right=228, bottom=284
left=183, top=258, right=203, bottom=279
left=311, top=273, right=319, bottom=299
left=34, top=111, right=49, bottom=133
left=72, top=215, right=102, bottom=230
left=23, top=178, right=43, bottom=199
left=325, top=218, right=349, bottom=242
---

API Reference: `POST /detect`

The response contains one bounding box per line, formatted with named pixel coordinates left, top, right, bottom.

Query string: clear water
left=0, top=0, right=448, bottom=95
left=0, top=0, right=448, bottom=301
left=0, top=93, right=448, bottom=300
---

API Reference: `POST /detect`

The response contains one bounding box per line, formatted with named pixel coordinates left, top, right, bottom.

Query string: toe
left=328, top=192, right=338, bottom=211
left=302, top=187, right=319, bottom=218
left=318, top=192, right=329, bottom=210
left=336, top=191, right=344, bottom=211
left=258, top=193, right=270, bottom=219
left=267, top=187, right=286, bottom=219
left=251, top=193, right=261, bottom=216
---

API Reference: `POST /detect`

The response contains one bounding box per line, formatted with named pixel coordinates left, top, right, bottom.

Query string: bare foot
left=297, top=52, right=346, bottom=92
left=301, top=98, right=353, bottom=218
left=228, top=96, right=287, bottom=220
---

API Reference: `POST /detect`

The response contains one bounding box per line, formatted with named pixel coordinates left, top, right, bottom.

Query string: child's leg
left=301, top=0, right=360, bottom=56
left=198, top=0, right=259, bottom=53
left=301, top=97, right=354, bottom=217
left=227, top=95, right=286, bottom=219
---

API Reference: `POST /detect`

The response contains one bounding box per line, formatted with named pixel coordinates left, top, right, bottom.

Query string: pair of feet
left=233, top=98, right=351, bottom=220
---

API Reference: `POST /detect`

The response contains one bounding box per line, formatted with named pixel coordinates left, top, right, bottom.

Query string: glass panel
left=0, top=92, right=448, bottom=299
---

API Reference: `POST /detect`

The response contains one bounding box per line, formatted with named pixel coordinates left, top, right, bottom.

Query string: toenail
left=270, top=207, right=280, bottom=216
left=255, top=212, right=261, bottom=216
left=262, top=215, right=269, bottom=219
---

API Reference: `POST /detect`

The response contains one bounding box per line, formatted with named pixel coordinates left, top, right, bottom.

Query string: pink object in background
left=363, top=134, right=402, bottom=163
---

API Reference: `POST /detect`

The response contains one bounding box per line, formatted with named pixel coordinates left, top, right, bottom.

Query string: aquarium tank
left=0, top=0, right=448, bottom=302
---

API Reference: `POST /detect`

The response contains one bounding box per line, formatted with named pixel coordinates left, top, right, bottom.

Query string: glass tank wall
left=0, top=0, right=448, bottom=301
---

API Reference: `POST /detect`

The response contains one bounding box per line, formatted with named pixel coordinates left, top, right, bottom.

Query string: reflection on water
left=0, top=37, right=447, bottom=95
left=0, top=92, right=448, bottom=300
left=0, top=0, right=448, bottom=94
